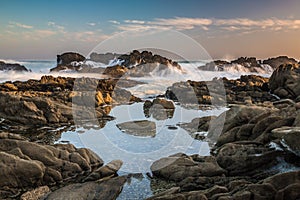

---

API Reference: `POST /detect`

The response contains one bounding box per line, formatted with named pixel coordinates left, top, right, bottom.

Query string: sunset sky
left=1, top=0, right=300, bottom=60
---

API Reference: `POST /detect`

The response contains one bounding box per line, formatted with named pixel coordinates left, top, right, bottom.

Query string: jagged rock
left=166, top=75, right=277, bottom=106
left=0, top=61, right=29, bottom=72
left=198, top=57, right=273, bottom=73
left=263, top=56, right=298, bottom=69
left=269, top=64, right=300, bottom=99
left=50, top=52, right=85, bottom=72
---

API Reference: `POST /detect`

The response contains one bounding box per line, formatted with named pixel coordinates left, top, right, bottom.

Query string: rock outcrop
left=50, top=52, right=85, bottom=72
left=198, top=57, right=273, bottom=73
left=0, top=61, right=29, bottom=72
left=263, top=56, right=298, bottom=69
left=269, top=63, right=300, bottom=99
left=0, top=76, right=141, bottom=142
left=166, top=75, right=277, bottom=106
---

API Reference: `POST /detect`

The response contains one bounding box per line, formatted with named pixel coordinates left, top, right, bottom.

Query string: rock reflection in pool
left=57, top=102, right=226, bottom=173
left=117, top=120, right=156, bottom=137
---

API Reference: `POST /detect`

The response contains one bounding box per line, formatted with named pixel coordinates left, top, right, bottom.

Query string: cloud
left=108, top=20, right=120, bottom=25
left=47, top=21, right=65, bottom=30
left=115, top=17, right=300, bottom=32
left=124, top=20, right=145, bottom=24
left=9, top=21, right=33, bottom=29
left=87, top=22, right=96, bottom=26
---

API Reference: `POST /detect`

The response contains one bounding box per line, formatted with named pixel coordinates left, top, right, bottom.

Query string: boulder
left=269, top=64, right=300, bottom=99
left=216, top=142, right=282, bottom=176
left=45, top=176, right=126, bottom=200
left=151, top=153, right=226, bottom=182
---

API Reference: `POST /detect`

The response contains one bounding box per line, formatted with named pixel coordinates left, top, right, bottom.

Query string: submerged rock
left=117, top=120, right=156, bottom=137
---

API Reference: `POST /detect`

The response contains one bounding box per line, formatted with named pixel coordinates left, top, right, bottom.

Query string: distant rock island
left=50, top=50, right=182, bottom=77
left=0, top=61, right=29, bottom=72
left=198, top=56, right=299, bottom=74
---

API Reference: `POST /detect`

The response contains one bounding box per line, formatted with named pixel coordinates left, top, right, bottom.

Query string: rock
left=46, top=176, right=126, bottom=200
left=208, top=105, right=271, bottom=144
left=282, top=128, right=300, bottom=156
left=103, top=65, right=128, bottom=78
left=20, top=186, right=50, bottom=200
left=50, top=52, right=85, bottom=72
left=57, top=52, right=85, bottom=66
left=166, top=75, right=277, bottom=106
left=0, top=134, right=104, bottom=198
left=147, top=190, right=208, bottom=200
left=0, top=61, right=29, bottom=72
left=118, top=50, right=181, bottom=70
left=143, top=98, right=175, bottom=120
left=198, top=57, right=273, bottom=74
left=295, top=110, right=300, bottom=126
left=269, top=64, right=300, bottom=99
left=178, top=116, right=217, bottom=133
left=0, top=76, right=140, bottom=131
left=89, top=52, right=122, bottom=64
left=263, top=56, right=298, bottom=69
left=117, top=120, right=156, bottom=137
left=151, top=154, right=226, bottom=182
left=216, top=142, right=282, bottom=176
left=84, top=160, right=123, bottom=181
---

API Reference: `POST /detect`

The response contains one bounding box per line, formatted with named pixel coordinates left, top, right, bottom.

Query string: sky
left=0, top=0, right=300, bottom=60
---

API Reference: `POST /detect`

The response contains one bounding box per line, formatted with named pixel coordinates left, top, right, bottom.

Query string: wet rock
left=84, top=160, right=123, bottom=181
left=151, top=154, right=226, bottom=182
left=117, top=120, right=156, bottom=137
left=46, top=176, right=126, bottom=200
left=199, top=57, right=273, bottom=73
left=118, top=50, right=181, bottom=70
left=144, top=98, right=175, bottom=120
left=263, top=56, right=298, bottom=69
left=51, top=52, right=85, bottom=72
left=0, top=61, right=29, bottom=72
left=166, top=75, right=277, bottom=106
left=269, top=63, right=300, bottom=99
left=103, top=65, right=128, bottom=78
left=178, top=116, right=216, bottom=133
left=216, top=142, right=282, bottom=176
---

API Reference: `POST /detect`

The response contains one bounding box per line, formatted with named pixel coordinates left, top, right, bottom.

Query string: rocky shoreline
left=0, top=52, right=299, bottom=199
